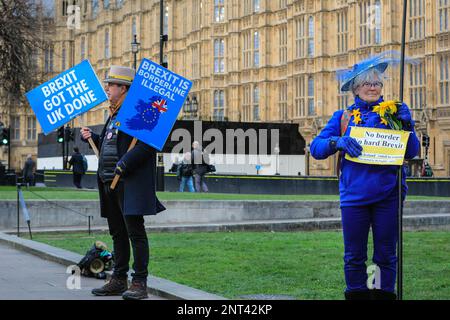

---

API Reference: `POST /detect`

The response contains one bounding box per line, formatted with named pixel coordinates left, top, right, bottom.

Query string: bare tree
left=0, top=0, right=52, bottom=103
left=0, top=0, right=53, bottom=170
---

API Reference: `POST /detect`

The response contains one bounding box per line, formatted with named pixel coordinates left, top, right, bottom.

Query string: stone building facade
left=2, top=0, right=450, bottom=176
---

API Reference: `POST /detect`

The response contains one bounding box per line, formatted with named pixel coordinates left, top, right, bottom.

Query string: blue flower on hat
left=337, top=50, right=418, bottom=92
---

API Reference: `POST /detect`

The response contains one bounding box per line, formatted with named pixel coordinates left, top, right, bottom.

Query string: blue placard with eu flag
left=25, top=60, right=107, bottom=135
left=113, top=58, right=193, bottom=151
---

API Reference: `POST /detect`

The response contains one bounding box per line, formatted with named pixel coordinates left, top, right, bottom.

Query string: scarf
left=351, top=95, right=384, bottom=112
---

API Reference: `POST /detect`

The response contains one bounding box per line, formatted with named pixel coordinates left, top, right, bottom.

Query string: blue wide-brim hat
left=337, top=50, right=417, bottom=92
left=340, top=62, right=388, bottom=92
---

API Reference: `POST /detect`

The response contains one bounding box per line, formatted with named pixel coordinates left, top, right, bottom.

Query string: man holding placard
left=81, top=66, right=165, bottom=300
left=310, top=51, right=419, bottom=300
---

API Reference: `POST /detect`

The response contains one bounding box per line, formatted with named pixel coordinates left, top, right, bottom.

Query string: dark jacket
left=192, top=148, right=209, bottom=175
left=23, top=159, right=35, bottom=179
left=177, top=161, right=194, bottom=178
left=69, top=152, right=85, bottom=175
left=82, top=117, right=166, bottom=217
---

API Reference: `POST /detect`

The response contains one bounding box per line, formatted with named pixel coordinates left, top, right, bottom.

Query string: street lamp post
left=157, top=0, right=168, bottom=191
left=183, top=96, right=191, bottom=115
left=191, top=96, right=198, bottom=118
left=183, top=95, right=200, bottom=120
left=131, top=34, right=140, bottom=71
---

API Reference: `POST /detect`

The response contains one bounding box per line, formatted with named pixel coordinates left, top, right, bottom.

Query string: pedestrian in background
left=68, top=147, right=86, bottom=189
left=421, top=159, right=433, bottom=177
left=192, top=141, right=209, bottom=193
left=177, top=152, right=195, bottom=192
left=169, top=155, right=182, bottom=173
left=22, top=154, right=35, bottom=186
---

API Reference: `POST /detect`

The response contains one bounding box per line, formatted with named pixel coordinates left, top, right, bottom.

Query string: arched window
left=254, top=31, right=260, bottom=67
left=116, top=0, right=125, bottom=9
left=81, top=37, right=86, bottom=60
left=439, top=0, right=450, bottom=32
left=61, top=47, right=66, bottom=71
left=213, top=90, right=225, bottom=121
left=253, top=86, right=260, bottom=121
left=308, top=76, right=315, bottom=115
left=214, top=0, right=225, bottom=22
left=92, top=0, right=99, bottom=18
left=104, top=29, right=110, bottom=58
left=253, top=0, right=260, bottom=13
left=308, top=16, right=314, bottom=57
left=374, top=0, right=382, bottom=44
left=214, top=39, right=225, bottom=73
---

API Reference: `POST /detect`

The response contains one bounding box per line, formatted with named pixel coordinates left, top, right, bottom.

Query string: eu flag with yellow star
left=114, top=58, right=192, bottom=151
left=125, top=96, right=164, bottom=132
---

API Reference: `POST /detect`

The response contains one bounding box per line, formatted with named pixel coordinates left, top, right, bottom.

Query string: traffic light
left=0, top=128, right=9, bottom=146
left=422, top=134, right=430, bottom=148
left=65, top=126, right=75, bottom=142
left=57, top=126, right=65, bottom=143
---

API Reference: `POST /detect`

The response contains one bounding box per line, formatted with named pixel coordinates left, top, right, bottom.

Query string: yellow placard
left=345, top=127, right=411, bottom=166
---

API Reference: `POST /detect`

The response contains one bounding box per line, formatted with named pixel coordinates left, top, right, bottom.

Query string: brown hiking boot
left=91, top=277, right=128, bottom=296
left=122, top=279, right=148, bottom=300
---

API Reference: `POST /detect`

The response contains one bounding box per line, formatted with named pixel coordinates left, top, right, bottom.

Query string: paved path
left=0, top=244, right=165, bottom=300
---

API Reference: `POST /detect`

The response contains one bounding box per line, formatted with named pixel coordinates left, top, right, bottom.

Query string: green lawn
left=29, top=230, right=450, bottom=300
left=0, top=186, right=448, bottom=201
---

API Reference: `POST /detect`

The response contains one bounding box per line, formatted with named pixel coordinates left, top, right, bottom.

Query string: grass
left=0, top=186, right=448, bottom=201
left=0, top=186, right=99, bottom=200
left=29, top=230, right=450, bottom=300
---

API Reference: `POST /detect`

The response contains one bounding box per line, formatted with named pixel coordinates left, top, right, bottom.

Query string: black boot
left=122, top=279, right=148, bottom=300
left=344, top=290, right=371, bottom=300
left=91, top=276, right=128, bottom=296
left=370, top=289, right=397, bottom=300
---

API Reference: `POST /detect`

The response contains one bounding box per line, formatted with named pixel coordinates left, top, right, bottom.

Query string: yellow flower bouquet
left=372, top=100, right=403, bottom=130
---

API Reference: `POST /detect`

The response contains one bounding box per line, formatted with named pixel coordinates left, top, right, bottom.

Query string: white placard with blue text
left=25, top=60, right=107, bottom=135
left=114, top=58, right=193, bottom=151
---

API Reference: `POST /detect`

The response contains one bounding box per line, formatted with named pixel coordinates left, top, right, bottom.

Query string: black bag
left=206, top=164, right=216, bottom=173
left=82, top=155, right=88, bottom=173
left=180, top=164, right=193, bottom=177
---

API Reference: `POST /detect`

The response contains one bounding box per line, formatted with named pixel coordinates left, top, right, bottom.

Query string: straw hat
left=104, top=65, right=135, bottom=86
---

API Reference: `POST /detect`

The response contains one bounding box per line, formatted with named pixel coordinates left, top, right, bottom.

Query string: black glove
left=114, top=160, right=127, bottom=177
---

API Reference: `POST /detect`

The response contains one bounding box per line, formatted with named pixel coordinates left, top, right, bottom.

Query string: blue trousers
left=179, top=176, right=195, bottom=192
left=341, top=189, right=400, bottom=293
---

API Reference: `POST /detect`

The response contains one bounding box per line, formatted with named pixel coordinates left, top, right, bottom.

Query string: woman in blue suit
left=310, top=54, right=419, bottom=300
